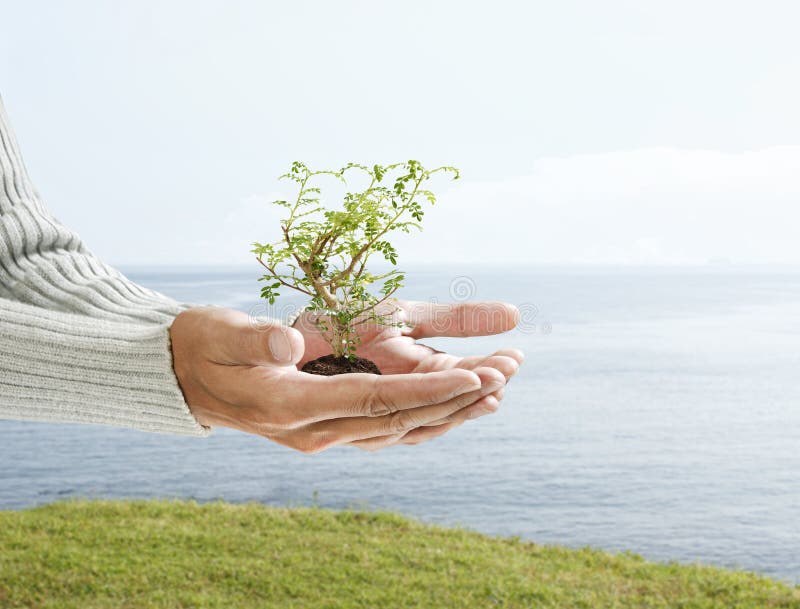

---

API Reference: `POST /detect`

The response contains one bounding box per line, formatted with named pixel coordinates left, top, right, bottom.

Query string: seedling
left=252, top=160, right=459, bottom=375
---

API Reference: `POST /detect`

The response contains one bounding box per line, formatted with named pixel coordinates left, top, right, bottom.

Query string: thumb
left=213, top=310, right=305, bottom=367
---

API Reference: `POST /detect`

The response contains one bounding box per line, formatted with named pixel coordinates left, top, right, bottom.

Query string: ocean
left=1, top=266, right=798, bottom=583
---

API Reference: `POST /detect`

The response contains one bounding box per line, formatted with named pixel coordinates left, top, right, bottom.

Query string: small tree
left=251, top=160, right=459, bottom=360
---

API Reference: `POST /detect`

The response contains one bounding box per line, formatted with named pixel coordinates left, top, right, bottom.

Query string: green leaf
left=257, top=159, right=459, bottom=357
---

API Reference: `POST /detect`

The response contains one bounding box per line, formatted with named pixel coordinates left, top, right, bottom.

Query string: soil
left=301, top=354, right=382, bottom=376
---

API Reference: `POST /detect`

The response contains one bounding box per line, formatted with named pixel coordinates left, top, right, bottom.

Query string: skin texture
left=170, top=300, right=523, bottom=453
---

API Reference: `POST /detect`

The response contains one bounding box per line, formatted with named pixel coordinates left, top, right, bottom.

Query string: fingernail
left=448, top=383, right=480, bottom=401
left=268, top=328, right=293, bottom=363
left=481, top=380, right=505, bottom=395
left=467, top=407, right=489, bottom=420
left=458, top=381, right=482, bottom=395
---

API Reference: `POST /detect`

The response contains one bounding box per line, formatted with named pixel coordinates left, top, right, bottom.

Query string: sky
left=1, top=0, right=799, bottom=266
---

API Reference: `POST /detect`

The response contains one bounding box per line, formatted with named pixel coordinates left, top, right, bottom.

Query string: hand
left=292, top=299, right=524, bottom=450
left=170, top=306, right=497, bottom=453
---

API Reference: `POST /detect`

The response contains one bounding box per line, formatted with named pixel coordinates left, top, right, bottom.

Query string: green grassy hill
left=0, top=500, right=797, bottom=608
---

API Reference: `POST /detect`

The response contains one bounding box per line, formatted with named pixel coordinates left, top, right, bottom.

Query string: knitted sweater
left=0, top=95, right=208, bottom=436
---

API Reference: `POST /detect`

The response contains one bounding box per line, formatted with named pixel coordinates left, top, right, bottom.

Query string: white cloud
left=392, top=147, right=800, bottom=265
left=208, top=147, right=800, bottom=267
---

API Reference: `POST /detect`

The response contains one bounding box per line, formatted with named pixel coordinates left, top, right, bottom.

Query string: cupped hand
left=170, top=306, right=509, bottom=453
left=292, top=299, right=524, bottom=449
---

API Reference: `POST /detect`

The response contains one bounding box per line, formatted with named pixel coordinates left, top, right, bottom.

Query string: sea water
left=1, top=266, right=798, bottom=583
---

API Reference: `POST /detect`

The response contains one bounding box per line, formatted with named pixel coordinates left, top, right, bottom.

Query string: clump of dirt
left=301, top=355, right=381, bottom=376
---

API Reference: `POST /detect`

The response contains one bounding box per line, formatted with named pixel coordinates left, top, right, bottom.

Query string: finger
left=422, top=394, right=500, bottom=427
left=492, top=348, right=525, bottom=365
left=348, top=420, right=459, bottom=451
left=203, top=366, right=483, bottom=429
left=326, top=365, right=506, bottom=435
left=399, top=422, right=457, bottom=446
left=311, top=373, right=504, bottom=445
left=417, top=366, right=505, bottom=426
left=457, top=354, right=520, bottom=380
left=205, top=308, right=305, bottom=367
left=451, top=394, right=500, bottom=423
left=282, top=368, right=482, bottom=423
left=399, top=300, right=520, bottom=339
left=347, top=431, right=407, bottom=452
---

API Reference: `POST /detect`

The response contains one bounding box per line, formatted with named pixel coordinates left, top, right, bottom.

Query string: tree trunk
left=329, top=317, right=351, bottom=358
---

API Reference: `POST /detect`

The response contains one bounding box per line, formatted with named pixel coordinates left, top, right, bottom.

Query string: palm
left=293, top=299, right=522, bottom=377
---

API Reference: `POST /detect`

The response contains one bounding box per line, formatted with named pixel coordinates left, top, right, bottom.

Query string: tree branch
left=256, top=256, right=314, bottom=297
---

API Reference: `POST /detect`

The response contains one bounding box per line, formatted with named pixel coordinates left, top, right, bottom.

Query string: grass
left=0, top=500, right=798, bottom=609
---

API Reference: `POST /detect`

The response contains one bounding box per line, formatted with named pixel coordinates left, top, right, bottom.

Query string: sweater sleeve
left=0, top=94, right=208, bottom=436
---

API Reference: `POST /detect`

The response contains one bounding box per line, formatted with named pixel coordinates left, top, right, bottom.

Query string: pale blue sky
left=2, top=1, right=799, bottom=265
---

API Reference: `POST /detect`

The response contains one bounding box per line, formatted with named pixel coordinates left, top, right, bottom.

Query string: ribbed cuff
left=0, top=298, right=209, bottom=436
